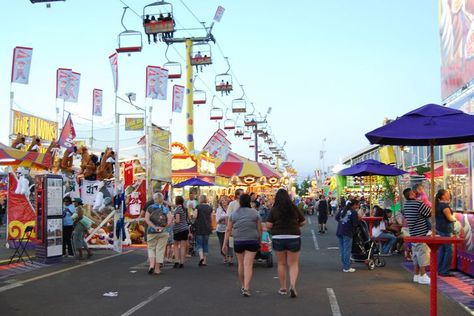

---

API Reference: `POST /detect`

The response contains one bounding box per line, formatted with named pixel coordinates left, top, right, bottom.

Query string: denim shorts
left=272, top=237, right=301, bottom=252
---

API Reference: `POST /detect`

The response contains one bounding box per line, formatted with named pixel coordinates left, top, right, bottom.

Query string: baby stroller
left=255, top=231, right=273, bottom=267
left=351, top=221, right=386, bottom=270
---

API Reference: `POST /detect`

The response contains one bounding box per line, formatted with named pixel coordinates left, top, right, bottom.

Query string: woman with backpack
left=145, top=192, right=173, bottom=275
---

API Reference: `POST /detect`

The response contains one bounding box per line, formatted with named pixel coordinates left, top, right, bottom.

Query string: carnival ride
left=116, top=7, right=143, bottom=54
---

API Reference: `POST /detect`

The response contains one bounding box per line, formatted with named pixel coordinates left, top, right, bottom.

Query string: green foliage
left=296, top=177, right=311, bottom=196
left=416, top=165, right=430, bottom=175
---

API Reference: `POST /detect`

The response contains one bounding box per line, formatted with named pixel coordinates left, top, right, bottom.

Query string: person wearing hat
left=63, top=196, right=76, bottom=257
left=73, top=198, right=83, bottom=208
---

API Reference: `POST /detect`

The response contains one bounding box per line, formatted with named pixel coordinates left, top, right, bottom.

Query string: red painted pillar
left=429, top=244, right=440, bottom=316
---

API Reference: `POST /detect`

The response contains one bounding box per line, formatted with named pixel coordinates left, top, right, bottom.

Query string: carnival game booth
left=215, top=152, right=282, bottom=194
left=0, top=143, right=55, bottom=248
left=171, top=142, right=228, bottom=201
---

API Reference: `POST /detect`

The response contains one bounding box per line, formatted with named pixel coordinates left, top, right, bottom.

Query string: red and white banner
left=92, top=88, right=103, bottom=116
left=65, top=71, right=80, bottom=103
left=203, top=129, right=231, bottom=160
left=58, top=113, right=76, bottom=150
left=11, top=46, right=33, bottom=84
left=172, top=85, right=185, bottom=113
left=109, top=52, right=118, bottom=93
left=146, top=66, right=160, bottom=99
left=158, top=67, right=169, bottom=100
left=56, top=68, right=72, bottom=100
left=214, top=6, right=225, bottom=22
left=146, top=66, right=168, bottom=100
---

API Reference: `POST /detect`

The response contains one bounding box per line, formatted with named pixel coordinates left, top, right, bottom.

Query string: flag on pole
left=203, top=129, right=231, bottom=160
left=56, top=68, right=72, bottom=100
left=109, top=52, right=118, bottom=93
left=65, top=71, right=80, bottom=103
left=157, top=67, right=169, bottom=100
left=92, top=89, right=103, bottom=116
left=58, top=113, right=77, bottom=151
left=172, top=85, right=184, bottom=113
left=146, top=66, right=160, bottom=99
left=11, top=46, right=33, bottom=84
left=213, top=6, right=225, bottom=22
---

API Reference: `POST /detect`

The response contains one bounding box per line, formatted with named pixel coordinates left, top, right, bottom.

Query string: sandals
left=148, top=267, right=154, bottom=275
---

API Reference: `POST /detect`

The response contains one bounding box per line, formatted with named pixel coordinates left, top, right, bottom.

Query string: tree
left=296, top=177, right=311, bottom=196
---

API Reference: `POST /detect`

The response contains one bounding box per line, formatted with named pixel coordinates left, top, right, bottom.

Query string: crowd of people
left=143, top=188, right=305, bottom=298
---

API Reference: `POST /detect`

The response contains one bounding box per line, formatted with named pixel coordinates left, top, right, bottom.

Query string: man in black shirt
left=317, top=195, right=329, bottom=234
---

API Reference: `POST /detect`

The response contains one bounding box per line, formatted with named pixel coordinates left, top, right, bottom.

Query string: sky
left=0, top=0, right=442, bottom=178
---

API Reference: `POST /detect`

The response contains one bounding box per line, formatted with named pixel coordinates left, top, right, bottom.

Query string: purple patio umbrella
left=173, top=177, right=214, bottom=188
left=339, top=159, right=406, bottom=176
left=365, top=104, right=474, bottom=225
left=339, top=159, right=406, bottom=209
left=365, top=103, right=474, bottom=316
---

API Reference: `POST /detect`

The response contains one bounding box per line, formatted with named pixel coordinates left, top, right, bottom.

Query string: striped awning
left=216, top=152, right=281, bottom=178
left=0, top=143, right=52, bottom=169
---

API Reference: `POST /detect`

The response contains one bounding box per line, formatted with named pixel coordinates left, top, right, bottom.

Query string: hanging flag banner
left=65, top=71, right=80, bottom=103
left=109, top=52, right=118, bottom=93
left=203, top=129, right=231, bottom=160
left=213, top=6, right=225, bottom=22
left=58, top=113, right=76, bottom=150
left=11, top=46, right=33, bottom=84
left=56, top=68, right=72, bottom=100
left=157, top=67, right=169, bottom=100
left=92, top=89, right=103, bottom=116
left=172, top=85, right=185, bottom=113
left=146, top=66, right=160, bottom=99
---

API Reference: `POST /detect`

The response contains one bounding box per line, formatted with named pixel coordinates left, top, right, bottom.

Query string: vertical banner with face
left=11, top=46, right=33, bottom=84
left=65, top=71, right=80, bottom=103
left=56, top=68, right=72, bottom=100
left=213, top=6, right=225, bottom=22
left=58, top=113, right=77, bottom=150
left=109, top=52, right=118, bottom=93
left=157, top=67, right=169, bottom=100
left=92, top=89, right=103, bottom=116
left=172, top=85, right=185, bottom=113
left=146, top=66, right=160, bottom=99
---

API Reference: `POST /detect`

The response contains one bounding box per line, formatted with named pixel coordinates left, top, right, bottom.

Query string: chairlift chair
left=215, top=74, right=233, bottom=93
left=191, top=42, right=212, bottom=66
left=163, top=61, right=182, bottom=79
left=232, top=98, right=247, bottom=113
left=193, top=89, right=206, bottom=105
left=116, top=7, right=143, bottom=54
left=224, top=118, right=236, bottom=130
left=210, top=107, right=223, bottom=120
left=244, top=114, right=257, bottom=127
left=249, top=141, right=255, bottom=149
left=243, top=131, right=252, bottom=140
left=143, top=1, right=176, bottom=35
left=234, top=128, right=244, bottom=137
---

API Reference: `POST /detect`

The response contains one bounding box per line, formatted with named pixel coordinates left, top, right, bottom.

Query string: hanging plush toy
left=60, top=146, right=78, bottom=174
left=28, top=136, right=41, bottom=152
left=14, top=168, right=31, bottom=196
left=97, top=148, right=115, bottom=180
left=11, top=134, right=26, bottom=150
left=128, top=191, right=142, bottom=217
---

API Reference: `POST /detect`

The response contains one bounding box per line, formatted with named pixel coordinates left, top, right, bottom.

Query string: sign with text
left=12, top=110, right=57, bottom=142
left=125, top=117, right=144, bottom=131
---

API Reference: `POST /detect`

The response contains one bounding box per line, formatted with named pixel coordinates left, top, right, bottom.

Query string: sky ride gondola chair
left=143, top=1, right=176, bottom=42
left=243, top=130, right=252, bottom=140
left=116, top=7, right=143, bottom=55
left=191, top=42, right=212, bottom=72
left=193, top=89, right=206, bottom=105
left=224, top=119, right=236, bottom=130
left=215, top=57, right=233, bottom=96
left=209, top=96, right=223, bottom=121
left=8, top=225, right=35, bottom=265
left=163, top=45, right=181, bottom=79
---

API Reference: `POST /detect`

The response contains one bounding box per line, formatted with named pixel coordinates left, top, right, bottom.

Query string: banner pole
left=91, top=112, right=94, bottom=150
left=9, top=84, right=13, bottom=143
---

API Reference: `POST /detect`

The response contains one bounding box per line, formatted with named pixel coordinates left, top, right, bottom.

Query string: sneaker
left=413, top=274, right=419, bottom=283
left=418, top=274, right=431, bottom=285
left=242, top=289, right=251, bottom=297
left=278, top=289, right=287, bottom=295
left=343, top=268, right=356, bottom=273
left=380, top=252, right=392, bottom=257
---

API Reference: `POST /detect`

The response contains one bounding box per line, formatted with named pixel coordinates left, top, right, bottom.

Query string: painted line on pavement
left=0, top=250, right=134, bottom=293
left=327, top=247, right=339, bottom=250
left=326, top=288, right=342, bottom=316
left=307, top=217, right=312, bottom=225
left=311, top=229, right=320, bottom=250
left=120, top=286, right=171, bottom=316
